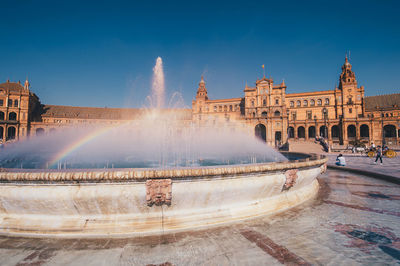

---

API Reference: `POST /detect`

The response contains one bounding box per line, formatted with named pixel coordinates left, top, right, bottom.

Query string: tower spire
left=24, top=78, right=30, bottom=90
left=196, top=75, right=208, bottom=100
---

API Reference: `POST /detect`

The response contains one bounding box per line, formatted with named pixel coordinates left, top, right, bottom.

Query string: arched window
left=384, top=125, right=396, bottom=138
left=360, top=124, right=369, bottom=138
left=7, top=126, right=16, bottom=140
left=296, top=100, right=301, bottom=107
left=325, top=98, right=329, bottom=105
left=251, top=100, right=255, bottom=107
left=331, top=125, right=340, bottom=139
left=8, top=112, right=17, bottom=120
left=297, top=126, right=305, bottom=138
left=261, top=111, right=268, bottom=118
left=303, top=100, right=308, bottom=106
left=36, top=128, right=45, bottom=136
left=310, top=99, right=315, bottom=106
left=255, top=124, right=266, bottom=142
left=317, top=99, right=322, bottom=106
left=290, top=101, right=294, bottom=107
left=347, top=125, right=356, bottom=139
left=274, top=110, right=281, bottom=117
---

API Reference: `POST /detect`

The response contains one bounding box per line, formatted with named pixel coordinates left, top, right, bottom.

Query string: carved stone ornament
left=146, top=179, right=172, bottom=207
left=320, top=163, right=327, bottom=174
left=282, top=169, right=298, bottom=191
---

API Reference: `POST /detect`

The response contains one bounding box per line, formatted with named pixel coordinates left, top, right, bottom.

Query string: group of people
left=336, top=142, right=386, bottom=166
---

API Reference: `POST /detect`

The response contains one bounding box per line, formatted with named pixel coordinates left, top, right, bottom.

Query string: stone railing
left=0, top=153, right=327, bottom=182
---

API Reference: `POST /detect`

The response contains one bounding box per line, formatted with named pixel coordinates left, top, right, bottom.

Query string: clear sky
left=1, top=0, right=399, bottom=108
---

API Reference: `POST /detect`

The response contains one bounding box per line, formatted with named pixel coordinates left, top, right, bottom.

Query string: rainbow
left=48, top=122, right=130, bottom=168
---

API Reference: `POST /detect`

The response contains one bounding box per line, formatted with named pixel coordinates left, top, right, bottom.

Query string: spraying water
left=151, top=57, right=165, bottom=109
left=0, top=57, right=288, bottom=169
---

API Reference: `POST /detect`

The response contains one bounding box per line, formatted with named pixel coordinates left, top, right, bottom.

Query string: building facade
left=1, top=57, right=399, bottom=147
left=192, top=57, right=400, bottom=146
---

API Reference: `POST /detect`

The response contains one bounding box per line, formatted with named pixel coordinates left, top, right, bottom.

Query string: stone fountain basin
left=0, top=153, right=327, bottom=238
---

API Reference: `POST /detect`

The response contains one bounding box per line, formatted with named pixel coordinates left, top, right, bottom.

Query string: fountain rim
left=0, top=152, right=327, bottom=183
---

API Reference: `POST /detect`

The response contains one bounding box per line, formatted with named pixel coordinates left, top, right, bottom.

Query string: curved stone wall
left=0, top=153, right=327, bottom=238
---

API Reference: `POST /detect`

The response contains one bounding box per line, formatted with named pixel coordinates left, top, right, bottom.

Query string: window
left=214, top=106, right=217, bottom=112
left=296, top=100, right=301, bottom=107
left=348, top=97, right=353, bottom=104
left=263, top=99, right=266, bottom=106
left=229, top=105, right=232, bottom=111
left=325, top=98, right=329, bottom=105
left=310, top=100, right=315, bottom=106
left=275, top=99, right=279, bottom=105
left=307, top=111, right=312, bottom=120
left=9, top=112, right=17, bottom=120
left=219, top=106, right=222, bottom=112
left=317, top=99, right=322, bottom=106
left=290, top=101, right=294, bottom=107
left=292, top=112, right=297, bottom=121
left=14, top=100, right=18, bottom=107
left=323, top=109, right=328, bottom=119
left=303, top=100, right=308, bottom=106
left=261, top=111, right=268, bottom=118
left=0, top=99, right=3, bottom=106
left=251, top=100, right=255, bottom=107
left=274, top=110, right=281, bottom=117
left=8, top=99, right=12, bottom=107
left=349, top=108, right=352, bottom=114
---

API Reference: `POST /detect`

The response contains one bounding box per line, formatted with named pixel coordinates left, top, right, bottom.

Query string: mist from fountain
left=0, top=57, right=287, bottom=169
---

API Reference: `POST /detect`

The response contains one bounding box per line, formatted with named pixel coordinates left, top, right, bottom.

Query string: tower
left=195, top=76, right=208, bottom=100
left=336, top=55, right=364, bottom=119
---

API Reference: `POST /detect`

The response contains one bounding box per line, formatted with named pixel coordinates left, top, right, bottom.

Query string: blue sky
left=0, top=0, right=399, bottom=108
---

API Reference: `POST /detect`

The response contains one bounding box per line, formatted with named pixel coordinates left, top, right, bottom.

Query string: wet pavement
left=0, top=170, right=399, bottom=265
left=326, top=153, right=400, bottom=180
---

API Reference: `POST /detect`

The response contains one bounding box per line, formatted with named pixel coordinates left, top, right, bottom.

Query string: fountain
left=0, top=57, right=327, bottom=238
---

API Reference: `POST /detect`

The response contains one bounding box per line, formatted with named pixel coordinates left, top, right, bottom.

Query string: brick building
left=1, top=56, right=399, bottom=147
left=192, top=57, right=400, bottom=146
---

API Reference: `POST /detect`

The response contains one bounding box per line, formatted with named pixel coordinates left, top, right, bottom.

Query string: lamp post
left=380, top=107, right=385, bottom=146
left=323, top=108, right=328, bottom=139
left=314, top=115, right=317, bottom=138
left=339, top=114, right=343, bottom=145
left=286, top=110, right=290, bottom=141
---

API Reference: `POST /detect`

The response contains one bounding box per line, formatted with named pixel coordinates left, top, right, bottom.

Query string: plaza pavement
left=325, top=153, right=400, bottom=181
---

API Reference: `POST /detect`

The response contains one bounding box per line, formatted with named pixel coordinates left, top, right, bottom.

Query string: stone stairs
left=288, top=139, right=325, bottom=153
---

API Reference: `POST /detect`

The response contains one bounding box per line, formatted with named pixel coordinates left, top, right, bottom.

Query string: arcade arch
left=255, top=124, right=266, bottom=142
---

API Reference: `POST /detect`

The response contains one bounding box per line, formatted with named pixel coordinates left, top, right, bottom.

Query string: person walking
left=374, top=146, right=383, bottom=165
